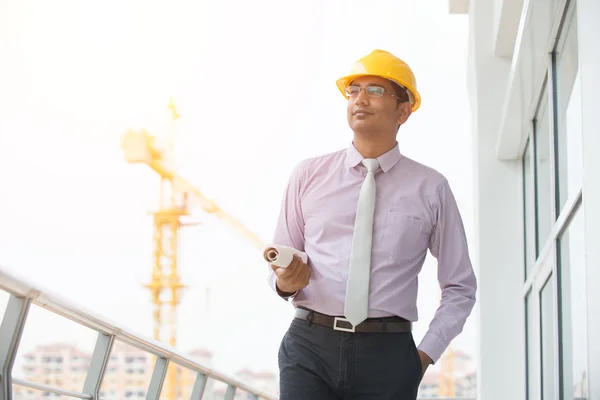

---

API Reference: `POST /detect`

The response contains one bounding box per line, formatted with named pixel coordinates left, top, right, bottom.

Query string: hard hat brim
left=336, top=74, right=421, bottom=112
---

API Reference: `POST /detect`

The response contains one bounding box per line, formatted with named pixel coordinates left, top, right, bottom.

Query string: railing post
left=82, top=333, right=114, bottom=399
left=247, top=394, right=259, bottom=400
left=223, top=384, right=236, bottom=400
left=0, top=295, right=31, bottom=400
left=190, top=372, right=207, bottom=399
left=146, top=356, right=169, bottom=400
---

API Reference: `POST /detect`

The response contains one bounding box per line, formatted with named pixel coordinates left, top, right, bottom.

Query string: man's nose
left=354, top=88, right=370, bottom=105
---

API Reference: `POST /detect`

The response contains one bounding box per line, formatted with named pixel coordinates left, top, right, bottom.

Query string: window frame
left=521, top=0, right=585, bottom=399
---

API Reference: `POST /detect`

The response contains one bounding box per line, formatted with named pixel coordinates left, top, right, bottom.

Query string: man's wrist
left=275, top=281, right=297, bottom=299
left=418, top=350, right=433, bottom=366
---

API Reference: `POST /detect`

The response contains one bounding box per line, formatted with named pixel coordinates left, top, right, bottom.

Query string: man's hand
left=418, top=350, right=433, bottom=378
left=271, top=254, right=311, bottom=294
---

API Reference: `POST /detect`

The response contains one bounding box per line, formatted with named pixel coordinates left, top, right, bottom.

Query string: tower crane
left=120, top=98, right=265, bottom=400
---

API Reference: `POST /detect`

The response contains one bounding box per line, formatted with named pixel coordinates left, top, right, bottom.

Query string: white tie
left=344, top=158, right=379, bottom=327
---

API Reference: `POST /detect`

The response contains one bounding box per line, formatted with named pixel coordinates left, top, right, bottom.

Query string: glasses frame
left=344, top=85, right=403, bottom=101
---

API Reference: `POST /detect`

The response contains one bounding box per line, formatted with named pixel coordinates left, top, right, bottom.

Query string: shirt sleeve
left=417, top=178, right=477, bottom=363
left=267, top=161, right=306, bottom=298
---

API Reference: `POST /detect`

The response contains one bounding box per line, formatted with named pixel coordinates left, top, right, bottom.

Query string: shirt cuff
left=276, top=284, right=298, bottom=300
left=417, top=331, right=447, bottom=364
left=268, top=269, right=298, bottom=300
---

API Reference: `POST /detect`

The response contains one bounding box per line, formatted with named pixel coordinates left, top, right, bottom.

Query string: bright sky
left=0, top=0, right=474, bottom=381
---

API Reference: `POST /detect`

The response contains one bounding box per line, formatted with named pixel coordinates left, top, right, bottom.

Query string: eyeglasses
left=344, top=85, right=402, bottom=100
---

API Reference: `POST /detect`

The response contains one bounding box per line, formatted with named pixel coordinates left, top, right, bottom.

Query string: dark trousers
left=278, top=317, right=423, bottom=399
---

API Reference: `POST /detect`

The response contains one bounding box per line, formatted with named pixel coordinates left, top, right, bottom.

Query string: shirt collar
left=344, top=142, right=402, bottom=173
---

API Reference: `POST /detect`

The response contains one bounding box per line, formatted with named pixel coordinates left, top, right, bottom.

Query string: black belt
left=294, top=308, right=412, bottom=333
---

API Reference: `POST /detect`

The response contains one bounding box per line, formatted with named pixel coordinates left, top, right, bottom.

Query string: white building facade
left=449, top=0, right=600, bottom=399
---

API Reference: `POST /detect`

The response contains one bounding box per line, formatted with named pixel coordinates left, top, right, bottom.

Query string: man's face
left=346, top=75, right=411, bottom=135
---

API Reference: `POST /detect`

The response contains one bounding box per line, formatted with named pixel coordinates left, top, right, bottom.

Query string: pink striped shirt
left=267, top=142, right=477, bottom=363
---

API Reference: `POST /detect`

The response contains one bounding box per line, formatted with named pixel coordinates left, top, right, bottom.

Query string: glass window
left=526, top=292, right=537, bottom=400
left=540, top=275, right=555, bottom=400
left=535, top=92, right=553, bottom=250
left=554, top=4, right=583, bottom=212
left=529, top=0, right=557, bottom=71
left=559, top=207, right=588, bottom=398
left=524, top=138, right=536, bottom=276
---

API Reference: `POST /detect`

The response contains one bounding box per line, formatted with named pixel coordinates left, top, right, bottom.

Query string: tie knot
left=361, top=158, right=380, bottom=173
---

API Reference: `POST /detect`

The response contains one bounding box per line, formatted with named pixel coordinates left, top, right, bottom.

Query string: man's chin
left=351, top=123, right=378, bottom=135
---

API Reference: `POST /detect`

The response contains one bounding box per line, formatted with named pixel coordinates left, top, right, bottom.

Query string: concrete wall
left=466, top=1, right=524, bottom=399
left=577, top=1, right=600, bottom=397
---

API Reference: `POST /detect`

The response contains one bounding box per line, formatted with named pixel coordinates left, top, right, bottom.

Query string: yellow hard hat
left=336, top=49, right=421, bottom=112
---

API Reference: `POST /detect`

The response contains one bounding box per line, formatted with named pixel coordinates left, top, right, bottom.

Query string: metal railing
left=0, top=265, right=278, bottom=400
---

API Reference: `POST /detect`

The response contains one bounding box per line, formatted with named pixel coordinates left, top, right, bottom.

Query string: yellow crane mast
left=437, top=285, right=454, bottom=397
left=439, top=346, right=455, bottom=396
left=120, top=98, right=264, bottom=400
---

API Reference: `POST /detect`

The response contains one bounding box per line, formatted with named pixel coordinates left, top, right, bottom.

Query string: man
left=267, top=49, right=477, bottom=400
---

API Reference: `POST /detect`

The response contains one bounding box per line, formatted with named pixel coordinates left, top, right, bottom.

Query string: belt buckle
left=333, top=317, right=355, bottom=332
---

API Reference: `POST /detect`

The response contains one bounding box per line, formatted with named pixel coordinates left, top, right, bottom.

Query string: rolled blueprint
left=263, top=243, right=308, bottom=268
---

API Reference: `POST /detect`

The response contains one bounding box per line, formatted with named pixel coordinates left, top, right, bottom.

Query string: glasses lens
left=346, top=86, right=360, bottom=96
left=366, top=86, right=385, bottom=97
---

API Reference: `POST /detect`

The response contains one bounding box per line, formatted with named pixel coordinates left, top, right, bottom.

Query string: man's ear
left=396, top=102, right=412, bottom=125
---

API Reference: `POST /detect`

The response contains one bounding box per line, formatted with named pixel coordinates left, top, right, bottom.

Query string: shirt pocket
left=381, top=211, right=427, bottom=262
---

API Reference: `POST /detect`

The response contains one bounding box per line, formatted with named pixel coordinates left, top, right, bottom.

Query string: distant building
left=418, top=372, right=442, bottom=398
left=100, top=340, right=154, bottom=400
left=211, top=368, right=278, bottom=399
left=178, top=348, right=215, bottom=400
left=417, top=350, right=477, bottom=398
left=458, top=371, right=477, bottom=398
left=235, top=368, right=278, bottom=395
left=13, top=343, right=91, bottom=399
left=12, top=342, right=215, bottom=399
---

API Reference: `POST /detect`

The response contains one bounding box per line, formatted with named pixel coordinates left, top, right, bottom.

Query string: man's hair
left=390, top=81, right=410, bottom=105
left=389, top=81, right=410, bottom=132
